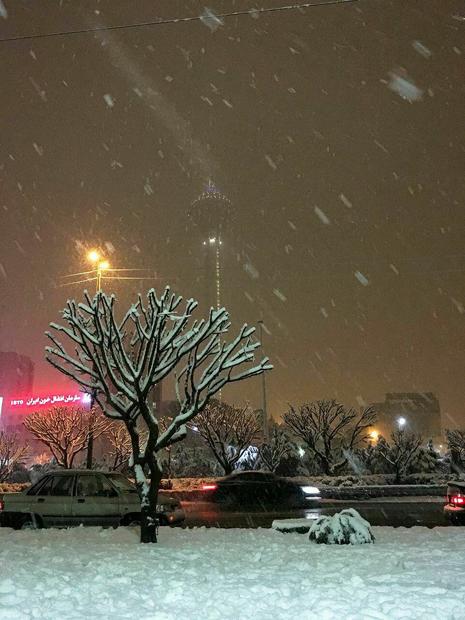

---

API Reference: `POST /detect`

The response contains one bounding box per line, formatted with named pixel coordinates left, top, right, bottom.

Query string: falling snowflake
left=32, top=143, right=43, bottom=156
left=273, top=289, right=287, bottom=302
left=354, top=271, right=370, bottom=286
left=412, top=40, right=432, bottom=59
left=200, top=7, right=224, bottom=32
left=339, top=193, right=352, bottom=208
left=314, top=206, right=330, bottom=225
left=244, top=262, right=259, bottom=279
left=265, top=155, right=277, bottom=170
left=387, top=70, right=423, bottom=102
left=103, top=93, right=115, bottom=108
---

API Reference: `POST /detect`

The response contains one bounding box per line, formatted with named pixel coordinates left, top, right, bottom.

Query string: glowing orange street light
left=87, top=251, right=110, bottom=292
left=87, top=249, right=100, bottom=263
left=369, top=430, right=379, bottom=442
left=61, top=248, right=163, bottom=293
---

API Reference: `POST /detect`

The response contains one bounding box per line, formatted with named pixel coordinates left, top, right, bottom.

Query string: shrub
left=309, top=508, right=375, bottom=545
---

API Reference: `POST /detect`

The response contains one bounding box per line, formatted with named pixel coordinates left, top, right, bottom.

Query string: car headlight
left=301, top=486, right=320, bottom=495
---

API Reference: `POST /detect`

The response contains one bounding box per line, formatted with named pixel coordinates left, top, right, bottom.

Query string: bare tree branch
left=24, top=406, right=110, bottom=469
left=259, top=427, right=294, bottom=473
left=0, top=432, right=29, bottom=482
left=377, top=430, right=423, bottom=483
left=194, top=399, right=261, bottom=475
left=283, top=400, right=376, bottom=475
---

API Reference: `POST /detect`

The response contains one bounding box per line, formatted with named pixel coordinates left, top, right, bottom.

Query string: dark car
left=201, top=471, right=320, bottom=509
left=444, top=480, right=465, bottom=524
left=0, top=470, right=185, bottom=530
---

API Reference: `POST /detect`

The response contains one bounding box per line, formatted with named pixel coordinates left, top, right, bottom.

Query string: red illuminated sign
left=7, top=393, right=90, bottom=409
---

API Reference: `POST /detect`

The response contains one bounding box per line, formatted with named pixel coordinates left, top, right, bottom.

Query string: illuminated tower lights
left=189, top=181, right=232, bottom=311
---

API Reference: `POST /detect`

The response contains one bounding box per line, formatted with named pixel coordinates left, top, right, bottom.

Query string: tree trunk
left=223, top=462, right=233, bottom=475
left=86, top=432, right=94, bottom=469
left=320, top=457, right=331, bottom=476
left=140, top=503, right=158, bottom=544
left=140, top=460, right=163, bottom=544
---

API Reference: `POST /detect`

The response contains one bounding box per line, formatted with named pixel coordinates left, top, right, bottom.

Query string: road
left=182, top=497, right=450, bottom=529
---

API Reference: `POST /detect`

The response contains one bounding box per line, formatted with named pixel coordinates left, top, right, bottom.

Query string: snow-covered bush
left=309, top=508, right=375, bottom=545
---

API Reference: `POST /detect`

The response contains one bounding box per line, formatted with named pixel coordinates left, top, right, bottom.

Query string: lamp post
left=258, top=320, right=268, bottom=443
left=85, top=250, right=110, bottom=468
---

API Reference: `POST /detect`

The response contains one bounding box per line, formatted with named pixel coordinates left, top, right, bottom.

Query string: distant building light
left=208, top=237, right=216, bottom=244
left=298, top=447, right=305, bottom=458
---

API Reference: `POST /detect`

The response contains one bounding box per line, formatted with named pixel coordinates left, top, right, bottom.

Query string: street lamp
left=369, top=430, right=379, bottom=442
left=397, top=416, right=407, bottom=429
left=257, top=320, right=268, bottom=442
left=87, top=250, right=110, bottom=292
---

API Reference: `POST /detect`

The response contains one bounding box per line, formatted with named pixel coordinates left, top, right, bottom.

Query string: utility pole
left=86, top=251, right=109, bottom=469
left=258, top=320, right=268, bottom=442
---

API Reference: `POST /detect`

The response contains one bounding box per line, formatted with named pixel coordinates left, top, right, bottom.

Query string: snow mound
left=272, top=517, right=316, bottom=534
left=309, top=508, right=375, bottom=545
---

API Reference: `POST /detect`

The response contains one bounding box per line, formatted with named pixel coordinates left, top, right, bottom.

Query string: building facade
left=0, top=351, right=34, bottom=430
left=371, top=392, right=442, bottom=442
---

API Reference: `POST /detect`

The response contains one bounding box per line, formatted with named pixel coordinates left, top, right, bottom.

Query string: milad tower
left=189, top=181, right=232, bottom=312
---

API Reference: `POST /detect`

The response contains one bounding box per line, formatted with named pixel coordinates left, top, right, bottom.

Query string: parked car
left=201, top=470, right=321, bottom=508
left=444, top=480, right=465, bottom=524
left=0, top=470, right=185, bottom=530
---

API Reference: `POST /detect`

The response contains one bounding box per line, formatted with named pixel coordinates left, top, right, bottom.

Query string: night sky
left=1, top=0, right=464, bottom=426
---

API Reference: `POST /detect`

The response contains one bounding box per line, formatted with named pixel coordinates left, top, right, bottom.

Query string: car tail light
left=0, top=500, right=4, bottom=512
left=450, top=495, right=465, bottom=506
left=201, top=484, right=217, bottom=491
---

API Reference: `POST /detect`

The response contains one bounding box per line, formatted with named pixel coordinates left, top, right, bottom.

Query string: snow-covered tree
left=446, top=429, right=465, bottom=472
left=24, top=406, right=109, bottom=469
left=376, top=430, right=422, bottom=483
left=283, top=400, right=376, bottom=475
left=195, top=399, right=261, bottom=475
left=356, top=442, right=386, bottom=474
left=258, top=427, right=294, bottom=473
left=411, top=439, right=441, bottom=474
left=45, top=288, right=271, bottom=542
left=0, top=431, right=28, bottom=482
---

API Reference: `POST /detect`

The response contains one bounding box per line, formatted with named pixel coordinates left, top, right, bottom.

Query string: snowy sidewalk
left=1, top=525, right=464, bottom=619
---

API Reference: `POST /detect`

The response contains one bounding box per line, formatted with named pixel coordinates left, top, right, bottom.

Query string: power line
left=0, top=0, right=362, bottom=44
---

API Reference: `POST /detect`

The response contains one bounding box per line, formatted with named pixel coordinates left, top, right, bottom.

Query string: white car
left=0, top=470, right=185, bottom=530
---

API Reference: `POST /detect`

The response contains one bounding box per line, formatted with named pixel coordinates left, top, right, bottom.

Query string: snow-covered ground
left=1, top=525, right=464, bottom=619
